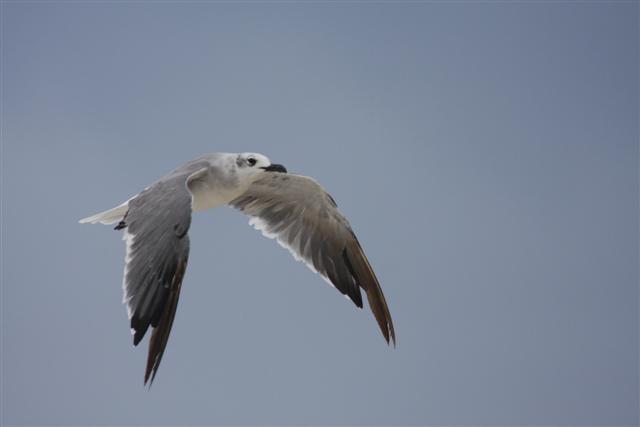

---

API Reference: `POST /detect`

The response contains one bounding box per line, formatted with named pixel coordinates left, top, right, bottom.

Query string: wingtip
left=388, top=320, right=396, bottom=348
left=144, top=359, right=163, bottom=388
left=144, top=371, right=153, bottom=388
left=382, top=323, right=396, bottom=348
left=144, top=359, right=156, bottom=387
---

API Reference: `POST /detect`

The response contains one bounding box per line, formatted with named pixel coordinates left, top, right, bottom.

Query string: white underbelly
left=190, top=183, right=248, bottom=212
left=191, top=188, right=229, bottom=212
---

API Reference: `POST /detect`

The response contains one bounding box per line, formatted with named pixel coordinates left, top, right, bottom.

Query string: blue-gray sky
left=1, top=2, right=638, bottom=425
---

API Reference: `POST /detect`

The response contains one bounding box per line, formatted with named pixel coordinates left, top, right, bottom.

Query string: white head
left=190, top=152, right=289, bottom=212
left=234, top=152, right=288, bottom=182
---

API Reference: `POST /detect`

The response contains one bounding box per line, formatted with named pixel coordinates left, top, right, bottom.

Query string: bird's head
left=235, top=152, right=287, bottom=181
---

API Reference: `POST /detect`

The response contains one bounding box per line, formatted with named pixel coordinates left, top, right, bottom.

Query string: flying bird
left=80, top=152, right=395, bottom=385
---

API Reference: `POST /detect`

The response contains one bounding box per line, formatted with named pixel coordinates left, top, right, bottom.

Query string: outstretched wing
left=229, top=173, right=395, bottom=345
left=121, top=172, right=195, bottom=385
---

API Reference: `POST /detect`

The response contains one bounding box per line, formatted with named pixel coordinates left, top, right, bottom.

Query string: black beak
left=261, top=164, right=287, bottom=173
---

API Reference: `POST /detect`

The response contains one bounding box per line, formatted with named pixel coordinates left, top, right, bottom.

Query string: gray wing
left=230, top=173, right=395, bottom=345
left=121, top=171, right=197, bottom=385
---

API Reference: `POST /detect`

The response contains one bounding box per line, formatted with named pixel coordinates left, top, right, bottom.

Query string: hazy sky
left=2, top=2, right=638, bottom=425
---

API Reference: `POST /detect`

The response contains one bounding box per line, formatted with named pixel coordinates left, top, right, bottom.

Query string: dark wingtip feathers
left=143, top=256, right=188, bottom=387
left=132, top=326, right=146, bottom=347
left=342, top=248, right=364, bottom=309
left=344, top=244, right=396, bottom=347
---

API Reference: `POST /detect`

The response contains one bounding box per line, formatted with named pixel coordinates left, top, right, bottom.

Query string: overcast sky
left=2, top=2, right=638, bottom=425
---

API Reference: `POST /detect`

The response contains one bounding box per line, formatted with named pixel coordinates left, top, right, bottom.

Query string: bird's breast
left=190, top=179, right=251, bottom=212
left=190, top=185, right=233, bottom=212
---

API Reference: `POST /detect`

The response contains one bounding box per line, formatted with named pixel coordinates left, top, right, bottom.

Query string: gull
left=80, top=152, right=395, bottom=385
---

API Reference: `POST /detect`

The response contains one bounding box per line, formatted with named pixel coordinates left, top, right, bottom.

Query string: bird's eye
left=247, top=157, right=257, bottom=167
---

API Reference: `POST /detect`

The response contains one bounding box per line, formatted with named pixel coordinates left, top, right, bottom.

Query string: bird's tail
left=79, top=200, right=130, bottom=225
